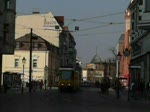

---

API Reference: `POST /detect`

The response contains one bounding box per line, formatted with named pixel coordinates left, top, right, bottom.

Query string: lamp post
left=21, top=57, right=26, bottom=94
left=116, top=52, right=121, bottom=99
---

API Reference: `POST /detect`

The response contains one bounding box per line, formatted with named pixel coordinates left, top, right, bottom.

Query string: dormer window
left=33, top=43, right=39, bottom=49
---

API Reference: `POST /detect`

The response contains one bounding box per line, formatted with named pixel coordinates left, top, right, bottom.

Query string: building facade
left=127, top=0, right=150, bottom=85
left=59, top=26, right=77, bottom=68
left=118, top=34, right=125, bottom=78
left=2, top=34, right=59, bottom=87
left=15, top=12, right=61, bottom=47
left=0, top=0, right=16, bottom=87
left=2, top=12, right=62, bottom=87
left=0, top=0, right=16, bottom=54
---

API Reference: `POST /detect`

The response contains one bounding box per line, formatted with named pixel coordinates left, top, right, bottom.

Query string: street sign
left=130, top=66, right=141, bottom=69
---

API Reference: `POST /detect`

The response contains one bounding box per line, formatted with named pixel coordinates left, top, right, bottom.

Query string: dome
left=90, top=54, right=101, bottom=64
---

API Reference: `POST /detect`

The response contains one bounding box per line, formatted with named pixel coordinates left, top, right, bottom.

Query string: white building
left=15, top=12, right=62, bottom=47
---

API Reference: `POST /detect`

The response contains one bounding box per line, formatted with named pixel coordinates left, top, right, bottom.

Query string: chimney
left=63, top=26, right=68, bottom=31
left=32, top=11, right=40, bottom=14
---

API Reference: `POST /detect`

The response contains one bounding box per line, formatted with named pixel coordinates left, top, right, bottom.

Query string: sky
left=16, top=0, right=131, bottom=65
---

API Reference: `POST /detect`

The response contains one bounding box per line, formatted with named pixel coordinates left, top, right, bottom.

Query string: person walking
left=146, top=82, right=150, bottom=100
left=40, top=80, right=43, bottom=90
left=131, top=81, right=137, bottom=100
left=3, top=77, right=9, bottom=94
left=139, top=79, right=145, bottom=98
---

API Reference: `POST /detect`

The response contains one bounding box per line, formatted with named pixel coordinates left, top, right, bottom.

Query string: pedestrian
left=146, top=82, right=150, bottom=99
left=139, top=79, right=145, bottom=98
left=131, top=81, right=137, bottom=100
left=3, top=77, right=9, bottom=94
left=40, top=80, right=43, bottom=90
left=4, top=82, right=8, bottom=94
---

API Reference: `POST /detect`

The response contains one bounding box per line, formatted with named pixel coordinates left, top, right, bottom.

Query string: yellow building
left=2, top=33, right=59, bottom=87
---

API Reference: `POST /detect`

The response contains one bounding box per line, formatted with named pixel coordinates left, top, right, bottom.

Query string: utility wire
left=16, top=11, right=125, bottom=24
left=78, top=22, right=125, bottom=32
left=79, top=11, right=124, bottom=21
left=77, top=30, right=124, bottom=37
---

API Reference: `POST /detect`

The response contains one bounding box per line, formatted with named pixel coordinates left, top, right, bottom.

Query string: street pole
left=116, top=52, right=121, bottom=99
left=50, top=45, right=53, bottom=89
left=0, top=54, right=2, bottom=93
left=117, top=60, right=120, bottom=99
left=128, top=64, right=130, bottom=101
left=29, top=28, right=33, bottom=93
left=21, top=64, right=24, bottom=94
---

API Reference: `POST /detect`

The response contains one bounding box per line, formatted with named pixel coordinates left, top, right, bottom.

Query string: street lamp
left=21, top=57, right=26, bottom=94
left=116, top=52, right=122, bottom=99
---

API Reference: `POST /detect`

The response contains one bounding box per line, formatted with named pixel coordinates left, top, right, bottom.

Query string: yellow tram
left=58, top=67, right=80, bottom=91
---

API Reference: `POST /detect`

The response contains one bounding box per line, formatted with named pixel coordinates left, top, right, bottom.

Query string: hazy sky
left=16, top=0, right=131, bottom=65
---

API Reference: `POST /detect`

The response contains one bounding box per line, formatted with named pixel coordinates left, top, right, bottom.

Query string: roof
left=15, top=33, right=57, bottom=51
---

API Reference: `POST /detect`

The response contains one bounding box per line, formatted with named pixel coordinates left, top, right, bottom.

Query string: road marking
left=64, top=99, right=72, bottom=102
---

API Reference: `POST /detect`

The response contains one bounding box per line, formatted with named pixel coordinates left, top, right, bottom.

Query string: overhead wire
left=76, top=30, right=124, bottom=37
left=78, top=11, right=125, bottom=21
left=14, top=11, right=128, bottom=37
left=16, top=11, right=125, bottom=25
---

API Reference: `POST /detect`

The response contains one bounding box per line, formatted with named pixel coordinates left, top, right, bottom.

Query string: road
left=0, top=87, right=150, bottom=112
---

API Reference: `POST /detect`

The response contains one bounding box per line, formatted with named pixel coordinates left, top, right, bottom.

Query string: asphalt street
left=0, top=87, right=150, bottom=112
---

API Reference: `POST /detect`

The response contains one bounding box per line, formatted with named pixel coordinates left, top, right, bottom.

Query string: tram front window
left=61, top=71, right=73, bottom=80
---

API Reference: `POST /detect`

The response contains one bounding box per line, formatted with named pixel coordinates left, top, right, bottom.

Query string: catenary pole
left=29, top=28, right=32, bottom=93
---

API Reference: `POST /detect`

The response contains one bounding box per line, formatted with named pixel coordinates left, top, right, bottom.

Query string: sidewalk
left=0, top=86, right=59, bottom=95
left=101, top=88, right=150, bottom=104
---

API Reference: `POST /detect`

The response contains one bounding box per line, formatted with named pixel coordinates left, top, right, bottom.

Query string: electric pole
left=29, top=28, right=32, bottom=93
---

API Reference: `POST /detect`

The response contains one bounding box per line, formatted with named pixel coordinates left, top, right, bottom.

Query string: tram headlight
left=61, top=83, right=64, bottom=86
left=68, top=83, right=71, bottom=86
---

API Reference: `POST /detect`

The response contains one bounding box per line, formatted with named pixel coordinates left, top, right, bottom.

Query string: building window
left=3, top=24, right=9, bottom=44
left=14, top=59, right=19, bottom=68
left=5, top=0, right=10, bottom=9
left=33, top=59, right=37, bottom=68
left=139, top=0, right=143, bottom=5
left=139, top=16, right=142, bottom=20
left=33, top=43, right=39, bottom=49
left=145, top=0, right=150, bottom=12
left=16, top=42, right=21, bottom=49
left=132, top=22, right=135, bottom=30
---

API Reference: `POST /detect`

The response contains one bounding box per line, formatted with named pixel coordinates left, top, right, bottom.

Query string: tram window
left=61, top=71, right=72, bottom=80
